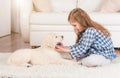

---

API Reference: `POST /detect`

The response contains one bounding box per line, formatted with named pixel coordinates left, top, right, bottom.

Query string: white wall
left=0, top=0, right=11, bottom=37
left=11, top=0, right=20, bottom=33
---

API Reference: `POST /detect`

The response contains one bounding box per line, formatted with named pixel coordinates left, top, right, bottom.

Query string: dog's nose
left=61, top=35, right=64, bottom=39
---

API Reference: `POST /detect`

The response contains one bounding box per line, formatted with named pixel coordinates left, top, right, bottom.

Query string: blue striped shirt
left=69, top=27, right=116, bottom=60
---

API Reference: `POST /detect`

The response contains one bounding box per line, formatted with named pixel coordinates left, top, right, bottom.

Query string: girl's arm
left=69, top=27, right=96, bottom=58
left=55, top=45, right=70, bottom=53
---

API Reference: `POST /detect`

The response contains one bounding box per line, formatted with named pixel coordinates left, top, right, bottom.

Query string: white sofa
left=20, top=0, right=120, bottom=48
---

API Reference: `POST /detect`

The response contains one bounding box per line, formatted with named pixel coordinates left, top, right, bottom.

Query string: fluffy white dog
left=7, top=33, right=76, bottom=67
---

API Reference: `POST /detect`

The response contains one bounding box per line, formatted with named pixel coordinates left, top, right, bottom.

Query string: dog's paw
left=26, top=64, right=32, bottom=68
left=20, top=63, right=32, bottom=67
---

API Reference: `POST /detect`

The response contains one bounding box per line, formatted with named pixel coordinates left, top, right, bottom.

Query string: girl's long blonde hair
left=68, top=8, right=111, bottom=43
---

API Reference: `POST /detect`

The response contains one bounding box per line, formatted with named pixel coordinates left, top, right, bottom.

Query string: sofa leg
left=31, top=46, right=40, bottom=49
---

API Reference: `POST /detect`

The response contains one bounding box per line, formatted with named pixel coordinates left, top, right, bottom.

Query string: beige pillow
left=33, top=0, right=52, bottom=12
left=100, top=0, right=120, bottom=12
left=78, top=0, right=105, bottom=12
left=50, top=0, right=76, bottom=13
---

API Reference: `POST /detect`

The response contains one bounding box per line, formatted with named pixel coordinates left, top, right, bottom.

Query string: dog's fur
left=6, top=33, right=76, bottom=67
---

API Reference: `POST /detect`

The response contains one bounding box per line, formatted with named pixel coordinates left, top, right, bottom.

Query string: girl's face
left=70, top=22, right=83, bottom=34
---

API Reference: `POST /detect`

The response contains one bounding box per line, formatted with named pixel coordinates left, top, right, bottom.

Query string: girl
left=55, top=8, right=117, bottom=67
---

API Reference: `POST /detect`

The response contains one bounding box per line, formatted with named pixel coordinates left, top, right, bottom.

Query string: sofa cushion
left=89, top=13, right=120, bottom=25
left=33, top=0, right=52, bottom=12
left=30, top=12, right=120, bottom=25
left=30, top=12, right=70, bottom=24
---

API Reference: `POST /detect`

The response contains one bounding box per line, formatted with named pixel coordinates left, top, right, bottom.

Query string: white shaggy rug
left=0, top=53, right=120, bottom=78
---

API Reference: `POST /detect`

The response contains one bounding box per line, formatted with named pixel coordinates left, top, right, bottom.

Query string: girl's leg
left=80, top=54, right=111, bottom=67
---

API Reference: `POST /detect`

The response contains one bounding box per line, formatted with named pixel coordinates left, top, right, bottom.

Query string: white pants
left=80, top=54, right=111, bottom=67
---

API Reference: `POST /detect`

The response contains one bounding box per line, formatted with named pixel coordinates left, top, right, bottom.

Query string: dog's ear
left=40, top=33, right=56, bottom=48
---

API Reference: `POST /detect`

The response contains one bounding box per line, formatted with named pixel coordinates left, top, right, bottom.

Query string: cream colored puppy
left=7, top=33, right=76, bottom=67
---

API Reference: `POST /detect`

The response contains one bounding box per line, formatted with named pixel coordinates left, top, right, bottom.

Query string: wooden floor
left=0, top=33, right=31, bottom=52
left=0, top=32, right=120, bottom=54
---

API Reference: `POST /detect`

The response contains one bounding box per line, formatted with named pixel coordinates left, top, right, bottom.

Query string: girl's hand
left=55, top=45, right=70, bottom=53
